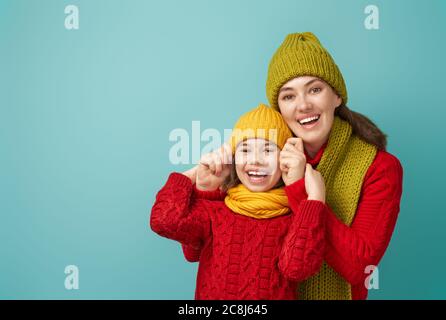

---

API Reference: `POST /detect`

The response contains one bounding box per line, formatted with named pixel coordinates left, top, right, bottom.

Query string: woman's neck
left=305, top=140, right=326, bottom=159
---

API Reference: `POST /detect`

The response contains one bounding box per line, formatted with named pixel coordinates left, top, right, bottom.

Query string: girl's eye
left=264, top=149, right=272, bottom=153
left=310, top=87, right=322, bottom=94
left=241, top=148, right=248, bottom=153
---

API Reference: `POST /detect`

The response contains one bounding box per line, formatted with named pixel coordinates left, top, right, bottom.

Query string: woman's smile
left=296, top=113, right=321, bottom=129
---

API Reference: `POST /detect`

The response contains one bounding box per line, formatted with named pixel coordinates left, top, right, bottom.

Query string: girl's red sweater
left=150, top=173, right=327, bottom=300
left=182, top=144, right=403, bottom=300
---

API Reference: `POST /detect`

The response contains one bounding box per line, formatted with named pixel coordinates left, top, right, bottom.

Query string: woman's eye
left=310, top=87, right=321, bottom=94
left=281, top=94, right=294, bottom=101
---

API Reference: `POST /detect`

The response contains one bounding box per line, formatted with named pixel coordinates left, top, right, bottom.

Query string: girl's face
left=235, top=138, right=282, bottom=192
left=277, top=76, right=342, bottom=150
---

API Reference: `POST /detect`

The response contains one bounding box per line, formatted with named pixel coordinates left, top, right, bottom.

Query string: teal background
left=1, top=0, right=445, bottom=299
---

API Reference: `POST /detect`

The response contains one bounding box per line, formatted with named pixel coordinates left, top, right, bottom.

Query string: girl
left=151, top=104, right=327, bottom=299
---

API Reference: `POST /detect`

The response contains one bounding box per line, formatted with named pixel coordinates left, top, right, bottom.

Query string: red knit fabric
left=150, top=173, right=326, bottom=300
left=181, top=144, right=403, bottom=300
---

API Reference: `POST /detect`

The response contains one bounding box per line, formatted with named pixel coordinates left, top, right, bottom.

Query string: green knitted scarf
left=298, top=116, right=378, bottom=300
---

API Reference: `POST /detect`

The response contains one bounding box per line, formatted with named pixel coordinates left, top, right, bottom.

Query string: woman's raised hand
left=279, top=137, right=307, bottom=186
left=196, top=143, right=233, bottom=191
left=304, top=163, right=326, bottom=203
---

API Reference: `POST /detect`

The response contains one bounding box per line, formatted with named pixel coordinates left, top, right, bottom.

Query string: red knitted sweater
left=181, top=144, right=403, bottom=300
left=150, top=173, right=326, bottom=300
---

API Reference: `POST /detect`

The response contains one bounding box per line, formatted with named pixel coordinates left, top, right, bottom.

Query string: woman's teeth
left=298, top=115, right=320, bottom=125
left=297, top=115, right=320, bottom=128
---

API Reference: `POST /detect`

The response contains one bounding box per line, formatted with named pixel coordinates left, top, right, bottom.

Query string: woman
left=183, top=32, right=403, bottom=300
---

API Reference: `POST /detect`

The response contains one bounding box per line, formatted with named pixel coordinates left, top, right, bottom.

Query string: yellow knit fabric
left=298, top=116, right=377, bottom=300
left=266, top=32, right=348, bottom=111
left=226, top=103, right=292, bottom=219
left=230, top=104, right=292, bottom=153
left=224, top=183, right=290, bottom=219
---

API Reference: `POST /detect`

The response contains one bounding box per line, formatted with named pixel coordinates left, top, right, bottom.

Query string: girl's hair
left=335, top=104, right=387, bottom=151
left=221, top=156, right=285, bottom=192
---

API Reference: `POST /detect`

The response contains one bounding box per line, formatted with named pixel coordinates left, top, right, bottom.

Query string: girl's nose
left=247, top=150, right=263, bottom=165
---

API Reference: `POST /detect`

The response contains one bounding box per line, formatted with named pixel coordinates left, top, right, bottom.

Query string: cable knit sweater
left=150, top=173, right=326, bottom=300
left=182, top=144, right=403, bottom=300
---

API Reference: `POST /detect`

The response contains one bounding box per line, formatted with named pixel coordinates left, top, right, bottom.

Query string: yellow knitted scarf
left=298, top=116, right=378, bottom=300
left=224, top=183, right=290, bottom=219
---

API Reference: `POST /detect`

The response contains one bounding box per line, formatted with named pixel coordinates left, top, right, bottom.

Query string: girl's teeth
left=248, top=171, right=267, bottom=176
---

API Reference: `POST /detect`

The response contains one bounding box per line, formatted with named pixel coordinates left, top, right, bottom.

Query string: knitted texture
left=266, top=32, right=347, bottom=110
left=150, top=173, right=326, bottom=299
left=230, top=104, right=292, bottom=153
left=184, top=144, right=403, bottom=300
left=224, top=183, right=290, bottom=219
left=297, top=116, right=377, bottom=300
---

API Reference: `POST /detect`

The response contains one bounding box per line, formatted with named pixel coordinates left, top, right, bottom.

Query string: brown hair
left=335, top=104, right=387, bottom=151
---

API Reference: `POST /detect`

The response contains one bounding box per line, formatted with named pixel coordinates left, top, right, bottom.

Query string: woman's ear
left=335, top=94, right=342, bottom=108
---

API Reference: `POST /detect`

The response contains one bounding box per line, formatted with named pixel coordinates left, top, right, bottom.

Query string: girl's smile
left=235, top=138, right=282, bottom=192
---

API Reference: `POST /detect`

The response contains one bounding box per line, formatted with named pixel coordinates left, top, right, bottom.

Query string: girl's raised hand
left=196, top=143, right=232, bottom=191
left=304, top=163, right=326, bottom=203
left=279, top=137, right=307, bottom=186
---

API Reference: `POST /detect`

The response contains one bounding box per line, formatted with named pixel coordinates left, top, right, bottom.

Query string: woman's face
left=277, top=76, right=342, bottom=149
left=235, top=138, right=282, bottom=192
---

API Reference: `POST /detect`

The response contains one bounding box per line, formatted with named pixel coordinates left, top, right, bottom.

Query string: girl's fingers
left=221, top=143, right=233, bottom=165
left=294, top=138, right=304, bottom=153
left=285, top=137, right=304, bottom=153
left=213, top=153, right=222, bottom=177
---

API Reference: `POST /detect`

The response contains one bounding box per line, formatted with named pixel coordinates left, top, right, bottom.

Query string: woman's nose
left=296, top=95, right=313, bottom=112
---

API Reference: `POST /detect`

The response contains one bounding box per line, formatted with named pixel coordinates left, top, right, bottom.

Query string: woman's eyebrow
left=304, top=78, right=322, bottom=86
left=279, top=79, right=322, bottom=93
left=279, top=87, right=293, bottom=93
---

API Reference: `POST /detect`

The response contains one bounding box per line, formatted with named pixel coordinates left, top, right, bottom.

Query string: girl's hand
left=182, top=165, right=198, bottom=184
left=304, top=163, right=326, bottom=203
left=196, top=143, right=232, bottom=191
left=280, top=138, right=307, bottom=186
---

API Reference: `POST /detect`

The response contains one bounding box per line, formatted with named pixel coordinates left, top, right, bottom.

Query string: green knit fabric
left=298, top=116, right=377, bottom=300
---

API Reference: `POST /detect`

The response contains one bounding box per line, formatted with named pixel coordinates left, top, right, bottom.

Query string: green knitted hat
left=266, top=32, right=348, bottom=110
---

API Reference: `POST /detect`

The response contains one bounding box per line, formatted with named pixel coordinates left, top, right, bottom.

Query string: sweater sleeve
left=179, top=186, right=226, bottom=262
left=181, top=243, right=202, bottom=262
left=150, top=172, right=211, bottom=248
left=278, top=193, right=326, bottom=282
left=323, top=152, right=403, bottom=285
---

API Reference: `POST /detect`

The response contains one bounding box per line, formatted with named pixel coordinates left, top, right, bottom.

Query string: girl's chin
left=245, top=184, right=270, bottom=192
left=242, top=176, right=279, bottom=192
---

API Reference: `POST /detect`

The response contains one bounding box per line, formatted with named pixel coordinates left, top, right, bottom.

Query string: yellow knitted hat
left=266, top=32, right=348, bottom=110
left=230, top=104, right=292, bottom=153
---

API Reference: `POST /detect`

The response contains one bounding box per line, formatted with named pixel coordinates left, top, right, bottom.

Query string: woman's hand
left=196, top=143, right=232, bottom=191
left=304, top=163, right=326, bottom=203
left=280, top=138, right=307, bottom=186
